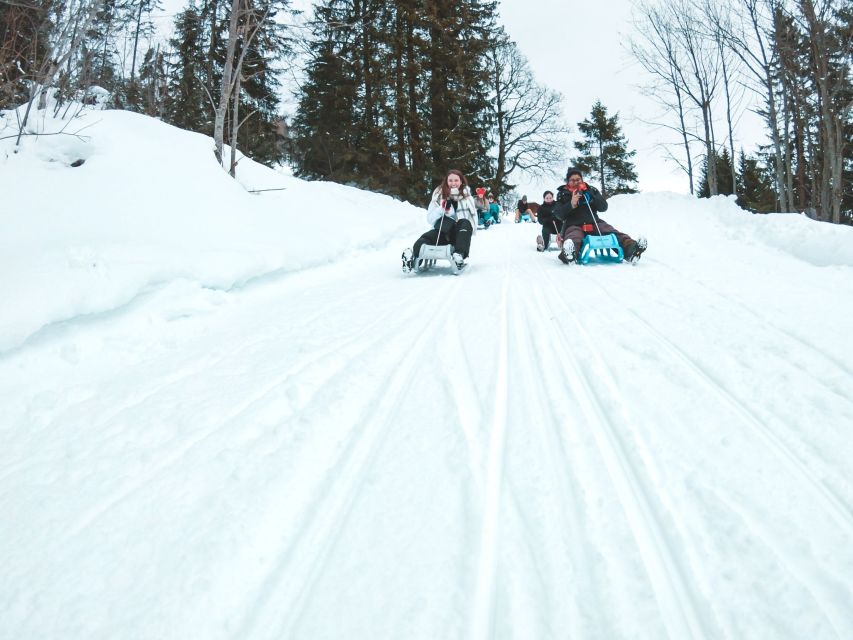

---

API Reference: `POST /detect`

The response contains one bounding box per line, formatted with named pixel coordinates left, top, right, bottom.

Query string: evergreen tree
left=291, top=1, right=360, bottom=184
left=0, top=1, right=53, bottom=109
left=165, top=4, right=211, bottom=134
left=572, top=101, right=638, bottom=198
left=292, top=0, right=500, bottom=201
left=736, top=151, right=777, bottom=213
left=162, top=0, right=290, bottom=167
left=135, top=45, right=167, bottom=116
left=425, top=0, right=497, bottom=189
left=697, top=148, right=735, bottom=198
left=79, top=0, right=134, bottom=94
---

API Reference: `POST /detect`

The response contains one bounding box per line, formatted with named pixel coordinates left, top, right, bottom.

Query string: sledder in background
left=515, top=195, right=538, bottom=223
left=402, top=169, right=477, bottom=274
left=536, top=190, right=561, bottom=251
left=488, top=195, right=502, bottom=224
left=553, top=167, right=647, bottom=265
left=474, top=187, right=497, bottom=229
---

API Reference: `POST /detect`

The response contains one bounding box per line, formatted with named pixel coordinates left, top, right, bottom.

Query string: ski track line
left=441, top=324, right=486, bottom=493
left=6, top=259, right=399, bottom=444
left=64, top=295, right=426, bottom=539
left=0, top=242, right=402, bottom=361
left=536, top=251, right=841, bottom=637
left=617, top=304, right=853, bottom=535
left=238, top=277, right=466, bottom=640
left=527, top=265, right=710, bottom=640
left=578, top=264, right=853, bottom=534
left=0, top=354, right=231, bottom=488
left=504, top=276, right=602, bottom=638
left=534, top=261, right=731, bottom=638
left=712, top=487, right=852, bottom=636
left=469, top=265, right=511, bottom=640
left=653, top=260, right=853, bottom=382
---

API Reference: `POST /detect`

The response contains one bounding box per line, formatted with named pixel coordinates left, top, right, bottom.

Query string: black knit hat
left=566, top=166, right=583, bottom=180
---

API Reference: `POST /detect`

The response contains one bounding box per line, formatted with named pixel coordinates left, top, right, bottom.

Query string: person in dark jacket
left=553, top=167, right=647, bottom=264
left=536, top=190, right=560, bottom=251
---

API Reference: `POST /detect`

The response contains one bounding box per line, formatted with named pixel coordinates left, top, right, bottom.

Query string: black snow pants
left=413, top=216, right=473, bottom=260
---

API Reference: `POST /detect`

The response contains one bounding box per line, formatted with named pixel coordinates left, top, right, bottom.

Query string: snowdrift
left=0, top=105, right=424, bottom=352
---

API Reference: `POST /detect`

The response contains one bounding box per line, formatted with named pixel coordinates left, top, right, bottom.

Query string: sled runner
left=402, top=245, right=466, bottom=275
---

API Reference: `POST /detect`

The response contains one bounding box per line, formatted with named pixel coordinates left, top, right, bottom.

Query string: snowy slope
left=1, top=108, right=852, bottom=640
left=0, top=105, right=424, bottom=353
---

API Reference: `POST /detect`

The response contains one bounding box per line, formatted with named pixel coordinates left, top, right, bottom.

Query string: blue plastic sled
left=578, top=233, right=624, bottom=264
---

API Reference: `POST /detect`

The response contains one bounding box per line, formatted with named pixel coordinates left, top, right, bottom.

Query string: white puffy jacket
left=426, top=186, right=478, bottom=235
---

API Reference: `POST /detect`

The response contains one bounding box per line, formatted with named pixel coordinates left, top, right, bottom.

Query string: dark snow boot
left=402, top=248, right=414, bottom=273
left=558, top=244, right=575, bottom=264
left=623, top=237, right=648, bottom=264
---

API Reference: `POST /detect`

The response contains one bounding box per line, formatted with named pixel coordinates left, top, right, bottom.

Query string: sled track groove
left=238, top=277, right=466, bottom=639
left=529, top=262, right=710, bottom=640
left=707, top=483, right=853, bottom=636
left=442, top=322, right=486, bottom=492
left=2, top=270, right=409, bottom=486
left=575, top=267, right=853, bottom=535
left=469, top=267, right=510, bottom=640
left=66, top=294, right=426, bottom=539
left=618, top=305, right=853, bottom=535
left=0, top=354, right=228, bottom=487
left=655, top=261, right=853, bottom=382
left=505, top=275, right=605, bottom=637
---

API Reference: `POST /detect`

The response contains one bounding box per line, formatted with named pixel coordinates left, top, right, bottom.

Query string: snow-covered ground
left=2, top=106, right=852, bottom=639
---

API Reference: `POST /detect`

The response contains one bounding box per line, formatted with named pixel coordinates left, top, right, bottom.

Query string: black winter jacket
left=553, top=184, right=608, bottom=228
left=537, top=201, right=559, bottom=226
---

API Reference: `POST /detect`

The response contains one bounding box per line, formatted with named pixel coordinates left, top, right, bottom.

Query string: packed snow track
left=1, top=219, right=851, bottom=640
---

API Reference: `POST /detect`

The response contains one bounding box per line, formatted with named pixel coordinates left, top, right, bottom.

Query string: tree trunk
left=131, top=0, right=145, bottom=80
left=404, top=13, right=424, bottom=185
left=783, top=95, right=794, bottom=209
left=427, top=3, right=445, bottom=171
left=206, top=0, right=222, bottom=92
left=17, top=0, right=106, bottom=146
left=719, top=40, right=737, bottom=196
left=800, top=0, right=846, bottom=224
left=230, top=72, right=240, bottom=177
left=393, top=10, right=407, bottom=171
left=491, top=46, right=507, bottom=197
left=214, top=0, right=241, bottom=166
left=702, top=102, right=717, bottom=196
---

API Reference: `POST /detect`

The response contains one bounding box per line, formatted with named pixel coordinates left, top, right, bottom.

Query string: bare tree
left=486, top=38, right=569, bottom=195
left=797, top=0, right=851, bottom=224
left=213, top=0, right=275, bottom=174
left=631, top=1, right=697, bottom=193
left=11, top=0, right=106, bottom=146
left=666, top=0, right=722, bottom=195
left=716, top=0, right=790, bottom=210
left=631, top=0, right=726, bottom=195
left=706, top=0, right=742, bottom=197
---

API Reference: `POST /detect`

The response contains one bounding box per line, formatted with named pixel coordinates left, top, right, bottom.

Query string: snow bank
left=606, top=192, right=853, bottom=268
left=0, top=105, right=424, bottom=353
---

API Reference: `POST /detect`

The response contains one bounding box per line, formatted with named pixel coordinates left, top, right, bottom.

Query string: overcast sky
left=496, top=0, right=764, bottom=199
